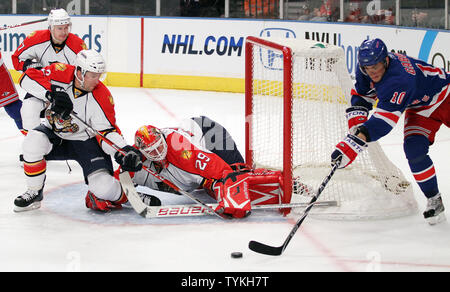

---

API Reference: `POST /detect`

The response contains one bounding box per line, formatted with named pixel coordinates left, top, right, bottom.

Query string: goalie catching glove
left=331, top=133, right=367, bottom=168
left=212, top=171, right=252, bottom=218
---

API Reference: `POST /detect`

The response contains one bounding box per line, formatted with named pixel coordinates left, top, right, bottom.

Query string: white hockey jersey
left=19, top=63, right=127, bottom=156
left=12, top=30, right=86, bottom=72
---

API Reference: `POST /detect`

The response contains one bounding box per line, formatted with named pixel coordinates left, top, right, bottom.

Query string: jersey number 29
left=195, top=153, right=210, bottom=170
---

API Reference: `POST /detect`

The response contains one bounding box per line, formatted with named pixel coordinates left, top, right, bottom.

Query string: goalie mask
left=135, top=125, right=168, bottom=162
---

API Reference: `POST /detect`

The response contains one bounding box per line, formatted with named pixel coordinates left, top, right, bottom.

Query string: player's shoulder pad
left=165, top=131, right=197, bottom=161
left=65, top=33, right=88, bottom=53
left=24, top=30, right=51, bottom=46
left=46, top=63, right=76, bottom=84
left=92, top=82, right=117, bottom=118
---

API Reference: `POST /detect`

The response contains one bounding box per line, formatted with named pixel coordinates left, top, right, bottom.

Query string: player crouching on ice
left=331, top=38, right=450, bottom=225
left=114, top=116, right=312, bottom=218
left=14, top=50, right=144, bottom=212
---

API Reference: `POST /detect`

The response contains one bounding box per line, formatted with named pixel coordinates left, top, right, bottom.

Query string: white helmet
left=76, top=50, right=106, bottom=74
left=48, top=9, right=71, bottom=27
left=75, top=50, right=106, bottom=87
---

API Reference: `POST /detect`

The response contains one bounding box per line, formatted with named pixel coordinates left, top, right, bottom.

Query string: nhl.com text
left=180, top=275, right=270, bottom=289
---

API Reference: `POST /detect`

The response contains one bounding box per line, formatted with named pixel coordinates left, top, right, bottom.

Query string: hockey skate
left=137, top=192, right=162, bottom=206
left=423, top=193, right=446, bottom=225
left=14, top=188, right=44, bottom=212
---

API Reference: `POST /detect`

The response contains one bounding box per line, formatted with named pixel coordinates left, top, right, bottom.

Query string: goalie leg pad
left=247, top=169, right=283, bottom=206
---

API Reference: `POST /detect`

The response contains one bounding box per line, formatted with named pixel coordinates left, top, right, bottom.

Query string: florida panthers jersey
left=12, top=30, right=86, bottom=72
left=127, top=127, right=233, bottom=193
left=0, top=52, right=19, bottom=107
left=351, top=52, right=450, bottom=142
left=19, top=63, right=127, bottom=156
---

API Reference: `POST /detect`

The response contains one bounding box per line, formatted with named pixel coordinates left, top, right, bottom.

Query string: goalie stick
left=248, top=161, right=340, bottom=256
left=122, top=197, right=338, bottom=218
left=0, top=18, right=48, bottom=31
left=66, top=110, right=227, bottom=220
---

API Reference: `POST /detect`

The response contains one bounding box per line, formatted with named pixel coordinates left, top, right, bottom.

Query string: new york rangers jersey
left=12, top=30, right=86, bottom=72
left=351, top=52, right=450, bottom=142
left=19, top=63, right=127, bottom=156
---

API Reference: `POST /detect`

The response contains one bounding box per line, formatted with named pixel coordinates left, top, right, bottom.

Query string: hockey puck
left=231, top=252, right=243, bottom=259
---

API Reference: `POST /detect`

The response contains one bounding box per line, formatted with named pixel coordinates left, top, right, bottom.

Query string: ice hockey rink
left=1, top=86, right=450, bottom=272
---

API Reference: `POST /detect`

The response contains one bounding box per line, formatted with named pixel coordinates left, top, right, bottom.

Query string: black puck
left=231, top=252, right=243, bottom=258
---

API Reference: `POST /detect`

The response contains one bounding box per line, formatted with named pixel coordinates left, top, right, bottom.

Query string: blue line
left=418, top=31, right=438, bottom=62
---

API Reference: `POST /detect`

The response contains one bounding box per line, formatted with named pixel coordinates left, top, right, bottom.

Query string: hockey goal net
left=245, top=36, right=417, bottom=219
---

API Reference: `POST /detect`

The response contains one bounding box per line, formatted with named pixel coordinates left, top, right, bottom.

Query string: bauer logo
left=258, top=28, right=296, bottom=71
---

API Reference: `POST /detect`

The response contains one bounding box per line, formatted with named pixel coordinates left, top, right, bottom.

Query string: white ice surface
left=1, top=87, right=449, bottom=272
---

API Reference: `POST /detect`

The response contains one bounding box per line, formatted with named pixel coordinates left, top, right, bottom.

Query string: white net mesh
left=248, top=37, right=417, bottom=220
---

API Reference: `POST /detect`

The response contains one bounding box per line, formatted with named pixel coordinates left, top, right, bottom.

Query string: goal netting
left=245, top=36, right=417, bottom=220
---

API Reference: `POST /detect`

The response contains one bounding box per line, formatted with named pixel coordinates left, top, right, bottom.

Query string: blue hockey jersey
left=351, top=52, right=450, bottom=142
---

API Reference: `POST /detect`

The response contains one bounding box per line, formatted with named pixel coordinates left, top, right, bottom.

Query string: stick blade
left=248, top=240, right=283, bottom=256
left=119, top=171, right=147, bottom=217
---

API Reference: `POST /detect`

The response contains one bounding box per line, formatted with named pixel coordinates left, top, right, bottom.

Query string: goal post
left=245, top=36, right=418, bottom=219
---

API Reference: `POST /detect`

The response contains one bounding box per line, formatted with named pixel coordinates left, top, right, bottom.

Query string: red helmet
left=135, top=125, right=168, bottom=161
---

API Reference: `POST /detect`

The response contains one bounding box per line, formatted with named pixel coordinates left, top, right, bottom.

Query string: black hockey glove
left=48, top=85, right=73, bottom=120
left=23, top=59, right=42, bottom=71
left=114, top=145, right=143, bottom=172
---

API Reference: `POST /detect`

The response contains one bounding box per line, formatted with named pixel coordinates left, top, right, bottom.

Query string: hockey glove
left=23, top=59, right=42, bottom=71
left=48, top=86, right=73, bottom=120
left=114, top=145, right=143, bottom=172
left=346, top=106, right=369, bottom=134
left=331, top=134, right=367, bottom=169
left=213, top=171, right=251, bottom=218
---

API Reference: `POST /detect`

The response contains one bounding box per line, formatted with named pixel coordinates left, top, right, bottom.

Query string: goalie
left=114, top=116, right=308, bottom=218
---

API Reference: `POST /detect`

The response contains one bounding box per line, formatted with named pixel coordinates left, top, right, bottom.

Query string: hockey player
left=0, top=52, right=22, bottom=134
left=13, top=49, right=143, bottom=213
left=10, top=8, right=86, bottom=134
left=114, top=116, right=308, bottom=218
left=331, top=38, right=449, bottom=225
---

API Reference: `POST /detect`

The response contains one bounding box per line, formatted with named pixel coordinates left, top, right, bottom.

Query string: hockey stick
left=127, top=200, right=338, bottom=218
left=248, top=161, right=340, bottom=256
left=67, top=111, right=227, bottom=220
left=119, top=170, right=148, bottom=217
left=0, top=18, right=48, bottom=31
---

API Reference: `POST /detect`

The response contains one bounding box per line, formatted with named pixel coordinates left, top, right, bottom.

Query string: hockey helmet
left=76, top=50, right=106, bottom=74
left=358, top=38, right=388, bottom=67
left=48, top=8, right=71, bottom=27
left=74, top=50, right=106, bottom=88
left=135, top=125, right=168, bottom=162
